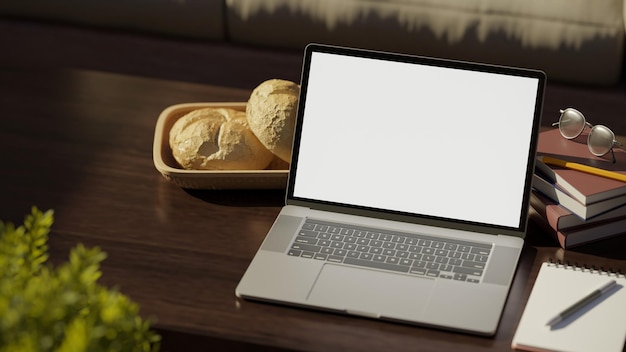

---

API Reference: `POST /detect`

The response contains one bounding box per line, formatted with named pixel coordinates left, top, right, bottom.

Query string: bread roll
left=169, top=107, right=274, bottom=170
left=246, top=79, right=299, bottom=162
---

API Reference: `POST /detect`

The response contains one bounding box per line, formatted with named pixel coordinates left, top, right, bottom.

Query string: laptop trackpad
left=307, top=264, right=434, bottom=319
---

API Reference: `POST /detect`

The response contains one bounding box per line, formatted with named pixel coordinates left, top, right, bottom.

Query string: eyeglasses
left=552, top=108, right=622, bottom=163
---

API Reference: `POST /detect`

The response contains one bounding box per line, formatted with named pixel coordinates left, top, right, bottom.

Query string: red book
left=536, top=128, right=626, bottom=205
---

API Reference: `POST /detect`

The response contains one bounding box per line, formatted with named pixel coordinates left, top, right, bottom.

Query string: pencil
left=539, top=156, right=626, bottom=183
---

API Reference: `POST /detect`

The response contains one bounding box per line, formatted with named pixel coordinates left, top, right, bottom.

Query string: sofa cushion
left=226, top=0, right=625, bottom=85
left=0, top=0, right=225, bottom=39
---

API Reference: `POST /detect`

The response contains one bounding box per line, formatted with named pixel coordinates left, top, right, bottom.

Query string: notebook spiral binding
left=547, top=258, right=625, bottom=278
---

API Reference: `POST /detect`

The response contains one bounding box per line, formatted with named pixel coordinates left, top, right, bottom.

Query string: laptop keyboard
left=287, top=219, right=492, bottom=283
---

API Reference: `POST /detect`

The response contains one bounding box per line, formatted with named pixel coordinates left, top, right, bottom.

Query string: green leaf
left=0, top=207, right=160, bottom=352
left=56, top=318, right=89, bottom=352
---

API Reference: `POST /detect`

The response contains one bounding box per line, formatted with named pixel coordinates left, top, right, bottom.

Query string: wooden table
left=1, top=68, right=625, bottom=351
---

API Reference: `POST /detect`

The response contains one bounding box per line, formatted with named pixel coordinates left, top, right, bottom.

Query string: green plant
left=0, top=207, right=160, bottom=352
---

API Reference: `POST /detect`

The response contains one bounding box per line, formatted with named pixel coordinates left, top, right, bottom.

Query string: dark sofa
left=1, top=1, right=625, bottom=136
left=1, top=0, right=625, bottom=86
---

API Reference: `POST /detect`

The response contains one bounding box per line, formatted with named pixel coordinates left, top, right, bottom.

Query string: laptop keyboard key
left=383, top=249, right=396, bottom=256
left=299, top=229, right=318, bottom=237
left=288, top=249, right=302, bottom=257
left=453, top=266, right=483, bottom=277
left=413, top=261, right=426, bottom=269
left=314, top=253, right=328, bottom=260
left=457, top=245, right=470, bottom=252
left=343, top=236, right=357, bottom=244
left=327, top=255, right=344, bottom=263
left=426, top=270, right=439, bottom=277
left=347, top=251, right=360, bottom=259
left=331, top=234, right=344, bottom=241
left=399, top=259, right=413, bottom=266
left=462, top=260, right=486, bottom=269
left=408, top=253, right=422, bottom=261
left=334, top=249, right=348, bottom=256
left=302, top=223, right=316, bottom=230
left=295, top=237, right=318, bottom=245
left=392, top=235, right=405, bottom=243
left=315, top=225, right=328, bottom=232
left=370, top=240, right=383, bottom=247
left=318, top=233, right=331, bottom=240
left=291, top=243, right=321, bottom=252
left=432, top=241, right=445, bottom=249
left=470, top=247, right=491, bottom=255
left=475, top=255, right=489, bottom=263
left=330, top=241, right=344, bottom=249
left=426, top=262, right=439, bottom=270
left=462, top=253, right=475, bottom=261
left=369, top=247, right=383, bottom=254
left=386, top=257, right=400, bottom=265
left=453, top=273, right=467, bottom=281
left=360, top=252, right=373, bottom=260
left=344, top=243, right=357, bottom=251
left=410, top=268, right=426, bottom=275
left=440, top=264, right=453, bottom=272
left=321, top=247, right=334, bottom=255
left=373, top=255, right=386, bottom=262
left=449, top=258, right=462, bottom=266
left=444, top=243, right=457, bottom=251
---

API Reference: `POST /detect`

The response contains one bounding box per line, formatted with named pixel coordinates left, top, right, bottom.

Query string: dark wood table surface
left=2, top=67, right=625, bottom=351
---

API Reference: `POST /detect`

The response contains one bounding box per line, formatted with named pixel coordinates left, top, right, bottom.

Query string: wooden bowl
left=153, top=102, right=288, bottom=189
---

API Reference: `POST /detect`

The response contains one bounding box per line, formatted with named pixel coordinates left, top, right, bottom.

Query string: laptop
left=236, top=44, right=545, bottom=336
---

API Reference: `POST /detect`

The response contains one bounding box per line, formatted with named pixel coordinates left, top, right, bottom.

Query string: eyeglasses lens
left=588, top=125, right=615, bottom=156
left=558, top=109, right=585, bottom=139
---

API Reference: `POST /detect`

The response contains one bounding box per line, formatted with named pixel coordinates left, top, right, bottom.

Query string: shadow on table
left=185, top=188, right=286, bottom=207
left=156, top=328, right=290, bottom=352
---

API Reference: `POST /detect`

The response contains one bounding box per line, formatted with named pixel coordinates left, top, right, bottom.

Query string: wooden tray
left=153, top=102, right=289, bottom=189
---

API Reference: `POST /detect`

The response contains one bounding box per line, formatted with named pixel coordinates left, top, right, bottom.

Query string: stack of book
left=531, top=128, right=626, bottom=248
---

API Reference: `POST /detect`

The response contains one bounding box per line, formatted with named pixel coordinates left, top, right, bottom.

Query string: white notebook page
left=512, top=262, right=626, bottom=352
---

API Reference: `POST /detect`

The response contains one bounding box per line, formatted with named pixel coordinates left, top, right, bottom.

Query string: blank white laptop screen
left=292, top=51, right=540, bottom=229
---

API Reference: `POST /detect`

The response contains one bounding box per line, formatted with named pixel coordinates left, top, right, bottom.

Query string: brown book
left=536, top=128, right=626, bottom=205
left=530, top=190, right=626, bottom=230
left=532, top=173, right=626, bottom=219
left=529, top=204, right=626, bottom=248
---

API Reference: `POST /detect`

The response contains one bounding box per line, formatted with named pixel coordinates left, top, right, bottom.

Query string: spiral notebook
left=512, top=261, right=626, bottom=352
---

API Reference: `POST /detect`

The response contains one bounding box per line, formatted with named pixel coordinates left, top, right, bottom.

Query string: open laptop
left=236, top=44, right=545, bottom=336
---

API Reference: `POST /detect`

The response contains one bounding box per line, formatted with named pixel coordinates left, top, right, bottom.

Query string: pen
left=539, top=156, right=626, bottom=183
left=546, top=279, right=617, bottom=327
